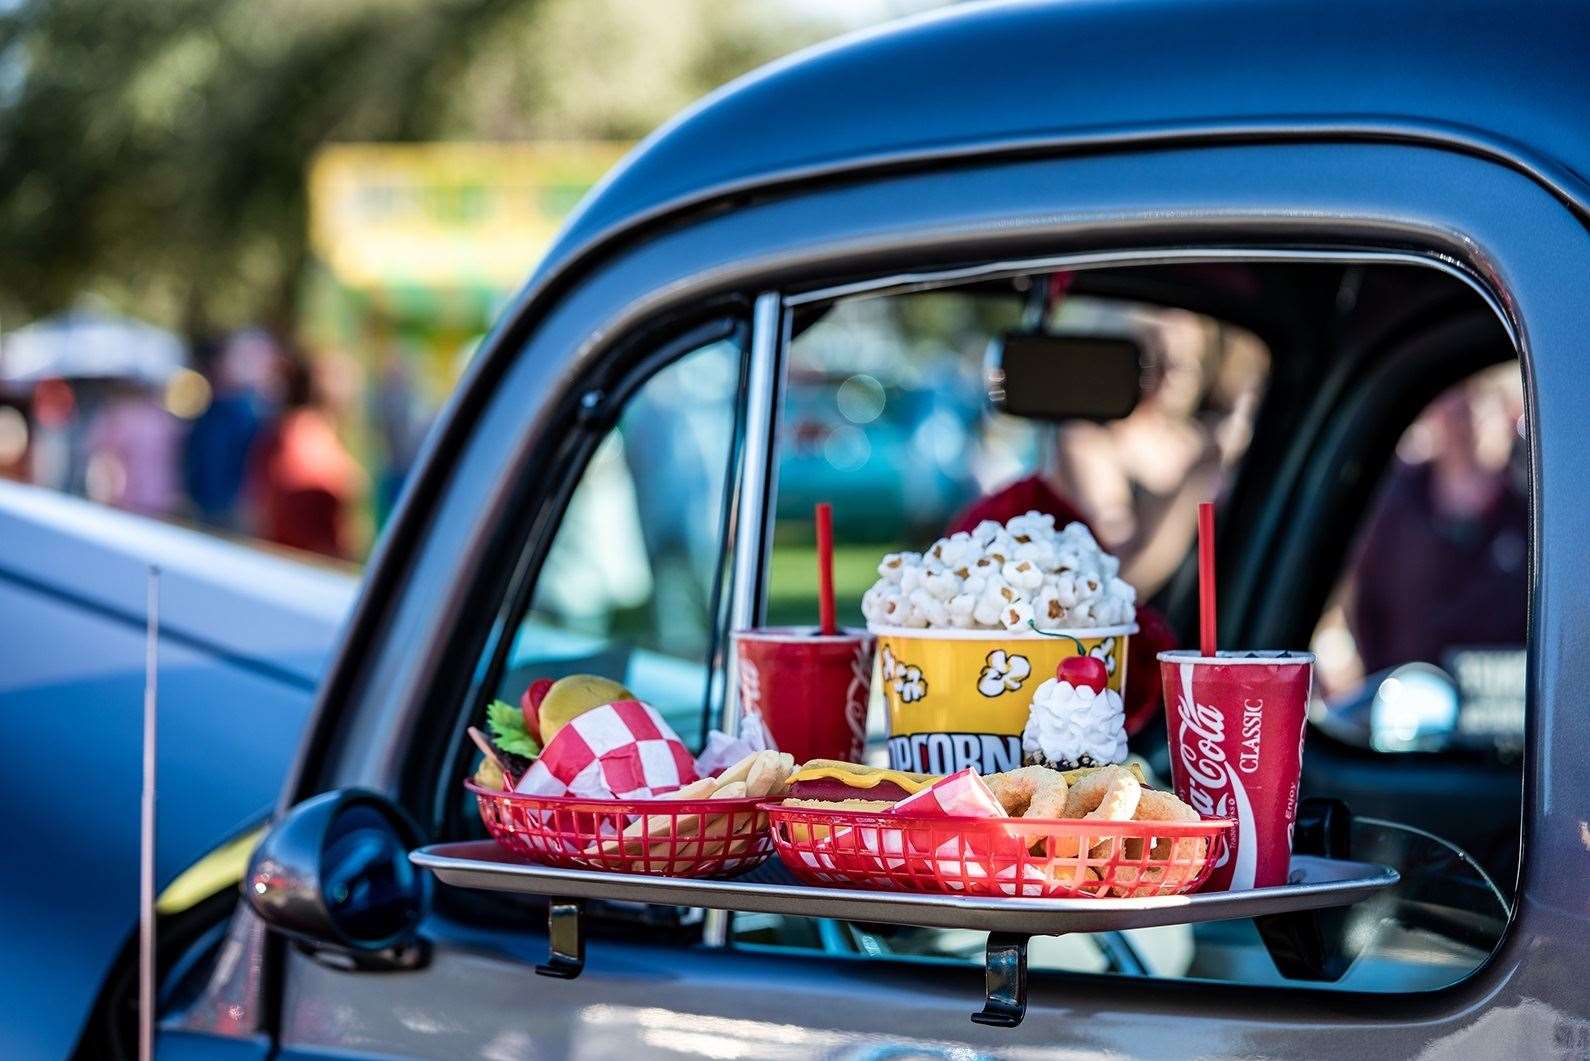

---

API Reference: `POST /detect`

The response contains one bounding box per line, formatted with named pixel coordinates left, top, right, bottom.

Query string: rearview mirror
left=986, top=332, right=1144, bottom=422
left=244, top=789, right=429, bottom=970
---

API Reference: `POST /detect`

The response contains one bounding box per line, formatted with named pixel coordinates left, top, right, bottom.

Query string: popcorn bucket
left=871, top=623, right=1136, bottom=775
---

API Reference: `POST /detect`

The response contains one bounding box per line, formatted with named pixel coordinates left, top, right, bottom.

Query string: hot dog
left=785, top=760, right=942, bottom=804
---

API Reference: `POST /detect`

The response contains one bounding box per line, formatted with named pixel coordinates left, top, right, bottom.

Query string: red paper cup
left=1158, top=649, right=1314, bottom=892
left=734, top=627, right=875, bottom=764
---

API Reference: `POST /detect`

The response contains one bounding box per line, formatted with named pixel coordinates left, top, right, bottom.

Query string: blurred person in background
left=1046, top=308, right=1228, bottom=593
left=184, top=329, right=281, bottom=530
left=1349, top=374, right=1527, bottom=675
left=83, top=379, right=181, bottom=517
left=369, top=347, right=432, bottom=526
left=248, top=355, right=362, bottom=559
left=946, top=297, right=1264, bottom=735
left=26, top=379, right=75, bottom=492
left=0, top=400, right=28, bottom=481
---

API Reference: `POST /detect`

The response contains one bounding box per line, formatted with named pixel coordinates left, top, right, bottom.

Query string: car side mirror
left=1367, top=662, right=1460, bottom=752
left=1319, top=662, right=1462, bottom=753
left=244, top=789, right=430, bottom=971
left=986, top=332, right=1144, bottom=422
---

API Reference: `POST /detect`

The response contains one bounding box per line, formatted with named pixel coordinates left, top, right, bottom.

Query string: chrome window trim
left=705, top=292, right=785, bottom=948
left=720, top=292, right=788, bottom=739
left=783, top=246, right=1518, bottom=351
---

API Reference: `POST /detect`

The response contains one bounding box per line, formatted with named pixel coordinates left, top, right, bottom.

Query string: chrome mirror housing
left=244, top=789, right=429, bottom=969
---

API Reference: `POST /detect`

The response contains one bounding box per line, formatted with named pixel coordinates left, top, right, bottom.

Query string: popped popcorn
left=861, top=512, right=1136, bottom=631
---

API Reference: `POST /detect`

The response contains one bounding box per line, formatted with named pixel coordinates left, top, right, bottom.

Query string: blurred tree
left=0, top=0, right=836, bottom=334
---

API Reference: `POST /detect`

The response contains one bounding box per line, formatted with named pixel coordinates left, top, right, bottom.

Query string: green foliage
left=0, top=0, right=841, bottom=332
left=487, top=698, right=539, bottom=758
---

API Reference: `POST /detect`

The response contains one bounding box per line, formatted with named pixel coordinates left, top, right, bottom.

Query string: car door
left=169, top=138, right=1590, bottom=1057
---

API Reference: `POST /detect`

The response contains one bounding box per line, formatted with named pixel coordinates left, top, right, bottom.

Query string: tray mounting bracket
left=971, top=931, right=1031, bottom=1027
left=535, top=899, right=586, bottom=979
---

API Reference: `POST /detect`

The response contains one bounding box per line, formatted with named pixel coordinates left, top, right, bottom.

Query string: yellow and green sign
left=308, top=141, right=629, bottom=292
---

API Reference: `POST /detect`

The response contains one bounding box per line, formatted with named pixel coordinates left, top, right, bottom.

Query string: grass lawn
left=764, top=543, right=882, bottom=629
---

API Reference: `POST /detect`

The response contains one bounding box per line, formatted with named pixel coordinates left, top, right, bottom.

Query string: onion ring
left=985, top=766, right=1068, bottom=817
left=1109, top=788, right=1208, bottom=895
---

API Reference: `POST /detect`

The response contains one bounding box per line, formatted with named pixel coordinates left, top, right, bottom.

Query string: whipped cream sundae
left=861, top=511, right=1136, bottom=632
left=1021, top=654, right=1128, bottom=770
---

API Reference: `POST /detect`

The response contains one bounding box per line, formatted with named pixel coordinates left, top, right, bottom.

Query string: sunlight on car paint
left=155, top=825, right=266, bottom=915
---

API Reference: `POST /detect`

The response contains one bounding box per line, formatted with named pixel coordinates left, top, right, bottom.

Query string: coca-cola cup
left=1158, top=649, right=1314, bottom=891
left=734, top=628, right=876, bottom=764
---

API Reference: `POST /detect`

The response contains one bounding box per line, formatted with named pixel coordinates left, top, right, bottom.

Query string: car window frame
left=433, top=313, right=756, bottom=839
left=1290, top=322, right=1524, bottom=741
left=726, top=255, right=1524, bottom=964
left=263, top=135, right=1590, bottom=1043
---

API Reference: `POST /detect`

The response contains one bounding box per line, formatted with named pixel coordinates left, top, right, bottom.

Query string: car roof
left=534, top=0, right=1590, bottom=287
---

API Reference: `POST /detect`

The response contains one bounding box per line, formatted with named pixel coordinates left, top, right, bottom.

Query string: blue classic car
left=5, top=0, right=1586, bottom=1056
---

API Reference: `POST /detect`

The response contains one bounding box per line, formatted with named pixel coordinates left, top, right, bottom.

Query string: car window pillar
left=703, top=291, right=786, bottom=947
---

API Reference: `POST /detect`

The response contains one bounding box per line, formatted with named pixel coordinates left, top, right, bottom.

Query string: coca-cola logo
left=1174, top=691, right=1234, bottom=867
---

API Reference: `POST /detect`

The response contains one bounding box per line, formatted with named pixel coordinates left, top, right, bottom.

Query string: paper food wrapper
left=516, top=699, right=699, bottom=799
left=808, top=768, right=1064, bottom=896
left=695, top=704, right=777, bottom=777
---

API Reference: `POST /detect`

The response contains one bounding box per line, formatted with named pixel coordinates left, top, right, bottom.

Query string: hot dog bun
left=786, top=760, right=942, bottom=804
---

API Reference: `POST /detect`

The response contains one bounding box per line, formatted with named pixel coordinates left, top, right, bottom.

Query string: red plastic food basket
left=470, top=782, right=773, bottom=877
left=765, top=803, right=1233, bottom=898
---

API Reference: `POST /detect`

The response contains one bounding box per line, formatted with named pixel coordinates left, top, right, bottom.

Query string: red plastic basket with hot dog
left=766, top=767, right=1232, bottom=898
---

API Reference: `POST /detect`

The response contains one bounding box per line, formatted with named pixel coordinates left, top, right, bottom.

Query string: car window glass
left=739, top=268, right=1516, bottom=996
left=1311, top=362, right=1527, bottom=758
left=765, top=290, right=1269, bottom=630
left=493, top=335, right=742, bottom=746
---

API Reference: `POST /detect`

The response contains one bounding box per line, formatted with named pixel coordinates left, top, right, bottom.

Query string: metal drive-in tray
left=413, top=842, right=1396, bottom=1026
left=413, top=841, right=1397, bottom=936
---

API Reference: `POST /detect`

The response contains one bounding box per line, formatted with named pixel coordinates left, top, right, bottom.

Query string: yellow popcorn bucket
left=870, top=623, right=1136, bottom=775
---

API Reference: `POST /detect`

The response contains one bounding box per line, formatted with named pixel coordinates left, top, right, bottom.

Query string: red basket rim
left=759, top=800, right=1234, bottom=835
left=466, top=780, right=769, bottom=814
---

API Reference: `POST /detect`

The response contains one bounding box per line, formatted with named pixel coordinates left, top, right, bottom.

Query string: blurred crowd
left=0, top=327, right=433, bottom=562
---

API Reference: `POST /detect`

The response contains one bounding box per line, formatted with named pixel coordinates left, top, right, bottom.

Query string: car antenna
left=139, top=564, right=159, bottom=1061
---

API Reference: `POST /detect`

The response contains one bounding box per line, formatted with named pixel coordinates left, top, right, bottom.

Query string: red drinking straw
left=816, top=502, right=837, bottom=635
left=1198, top=500, right=1217, bottom=657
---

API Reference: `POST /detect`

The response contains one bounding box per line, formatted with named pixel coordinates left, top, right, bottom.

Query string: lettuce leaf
left=487, top=699, right=540, bottom=758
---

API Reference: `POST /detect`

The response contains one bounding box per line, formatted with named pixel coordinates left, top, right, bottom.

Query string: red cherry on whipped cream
left=1057, top=654, right=1109, bottom=693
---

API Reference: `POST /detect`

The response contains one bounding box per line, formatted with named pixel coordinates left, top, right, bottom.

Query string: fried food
left=1061, top=764, right=1142, bottom=820
left=1041, top=764, right=1141, bottom=859
left=589, top=751, right=793, bottom=866
left=986, top=765, right=1076, bottom=853
left=1133, top=787, right=1199, bottom=823
left=467, top=725, right=512, bottom=790
left=746, top=752, right=798, bottom=798
left=985, top=766, right=1068, bottom=817
left=1061, top=761, right=1146, bottom=787
left=473, top=756, right=506, bottom=791
left=1108, top=787, right=1207, bottom=895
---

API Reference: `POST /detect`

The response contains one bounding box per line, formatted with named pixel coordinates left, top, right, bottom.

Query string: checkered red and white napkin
left=892, top=768, right=1005, bottom=818
left=810, top=769, right=1056, bottom=895
left=515, top=699, right=699, bottom=799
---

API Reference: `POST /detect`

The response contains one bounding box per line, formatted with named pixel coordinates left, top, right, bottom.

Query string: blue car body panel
left=0, top=481, right=355, bottom=1059
left=539, top=0, right=1590, bottom=288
